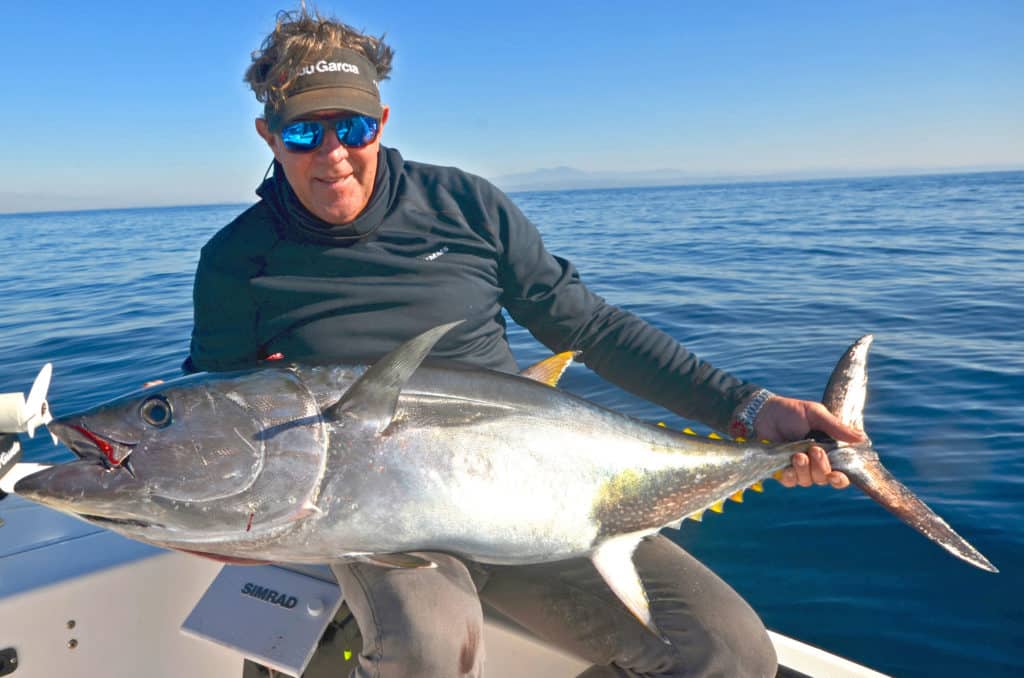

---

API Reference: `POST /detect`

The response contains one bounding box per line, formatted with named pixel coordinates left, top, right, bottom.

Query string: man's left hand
left=754, top=396, right=866, bottom=490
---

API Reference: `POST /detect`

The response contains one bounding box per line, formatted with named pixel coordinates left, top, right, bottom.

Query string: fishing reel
left=0, top=364, right=55, bottom=498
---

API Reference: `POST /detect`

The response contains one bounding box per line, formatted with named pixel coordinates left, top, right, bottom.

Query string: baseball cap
left=265, top=47, right=382, bottom=130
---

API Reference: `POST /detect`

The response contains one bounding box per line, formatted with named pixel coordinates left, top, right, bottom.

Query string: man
left=187, top=8, right=864, bottom=677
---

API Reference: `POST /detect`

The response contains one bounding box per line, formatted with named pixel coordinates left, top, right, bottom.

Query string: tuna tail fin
left=830, top=447, right=997, bottom=572
left=821, top=335, right=998, bottom=573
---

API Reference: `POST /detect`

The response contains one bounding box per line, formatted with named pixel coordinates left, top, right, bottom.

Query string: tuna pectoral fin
left=326, top=320, right=463, bottom=434
left=177, top=548, right=272, bottom=565
left=833, top=448, right=998, bottom=572
left=591, top=534, right=669, bottom=644
left=356, top=553, right=438, bottom=569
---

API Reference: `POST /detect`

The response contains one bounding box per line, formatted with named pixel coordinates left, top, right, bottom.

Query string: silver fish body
left=22, top=362, right=794, bottom=559
left=266, top=364, right=795, bottom=564
left=14, top=323, right=997, bottom=635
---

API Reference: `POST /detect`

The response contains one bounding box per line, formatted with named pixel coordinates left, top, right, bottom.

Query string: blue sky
left=2, top=1, right=1021, bottom=211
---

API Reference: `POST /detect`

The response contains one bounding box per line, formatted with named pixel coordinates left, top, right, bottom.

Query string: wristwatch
left=728, top=388, right=775, bottom=440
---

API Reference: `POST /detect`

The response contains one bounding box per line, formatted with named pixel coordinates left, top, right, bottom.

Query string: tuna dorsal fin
left=590, top=534, right=668, bottom=643
left=821, top=335, right=873, bottom=432
left=326, top=320, right=463, bottom=434
left=519, top=351, right=578, bottom=387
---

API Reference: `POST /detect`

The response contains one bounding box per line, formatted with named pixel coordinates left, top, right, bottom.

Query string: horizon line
left=2, top=165, right=1021, bottom=217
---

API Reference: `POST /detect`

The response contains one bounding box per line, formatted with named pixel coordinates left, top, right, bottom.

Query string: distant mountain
left=491, top=167, right=704, bottom=192
left=489, top=164, right=1024, bottom=193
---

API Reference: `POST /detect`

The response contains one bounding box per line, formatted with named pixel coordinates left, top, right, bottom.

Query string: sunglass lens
left=281, top=121, right=324, bottom=151
left=336, top=115, right=379, bottom=147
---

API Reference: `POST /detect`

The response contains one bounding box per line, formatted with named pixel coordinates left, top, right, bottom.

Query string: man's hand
left=754, top=396, right=866, bottom=490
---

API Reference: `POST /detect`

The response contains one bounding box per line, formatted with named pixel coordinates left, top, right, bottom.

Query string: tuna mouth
left=79, top=513, right=156, bottom=529
left=49, top=420, right=137, bottom=473
left=14, top=459, right=160, bottom=528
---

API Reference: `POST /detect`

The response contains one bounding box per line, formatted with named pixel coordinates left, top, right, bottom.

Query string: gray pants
left=330, top=536, right=777, bottom=677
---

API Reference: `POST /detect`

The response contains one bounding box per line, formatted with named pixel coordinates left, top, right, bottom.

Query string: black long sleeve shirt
left=186, top=147, right=760, bottom=431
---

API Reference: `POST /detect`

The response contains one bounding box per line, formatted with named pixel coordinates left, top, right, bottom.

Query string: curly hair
left=245, top=4, right=394, bottom=109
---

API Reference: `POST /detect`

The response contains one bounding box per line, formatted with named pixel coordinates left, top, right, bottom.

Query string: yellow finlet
left=772, top=470, right=785, bottom=481
left=682, top=427, right=697, bottom=436
left=688, top=510, right=704, bottom=522
left=708, top=432, right=723, bottom=440
left=519, top=351, right=577, bottom=387
left=657, top=421, right=666, bottom=427
left=750, top=481, right=764, bottom=493
left=735, top=436, right=746, bottom=443
left=709, top=500, right=725, bottom=513
left=729, top=490, right=745, bottom=503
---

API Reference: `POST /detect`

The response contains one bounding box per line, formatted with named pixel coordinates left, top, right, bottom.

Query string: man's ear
left=255, top=118, right=277, bottom=151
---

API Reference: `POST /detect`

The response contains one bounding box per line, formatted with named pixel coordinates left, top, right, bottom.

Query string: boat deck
left=0, top=494, right=887, bottom=677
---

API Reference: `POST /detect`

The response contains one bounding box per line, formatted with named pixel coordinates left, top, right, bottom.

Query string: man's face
left=256, top=107, right=390, bottom=225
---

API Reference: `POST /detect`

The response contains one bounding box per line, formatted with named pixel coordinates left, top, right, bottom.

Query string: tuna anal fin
left=591, top=534, right=668, bottom=643
left=326, top=320, right=463, bottom=434
left=519, top=351, right=578, bottom=387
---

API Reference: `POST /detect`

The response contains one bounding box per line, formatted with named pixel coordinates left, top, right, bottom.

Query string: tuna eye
left=140, top=396, right=172, bottom=428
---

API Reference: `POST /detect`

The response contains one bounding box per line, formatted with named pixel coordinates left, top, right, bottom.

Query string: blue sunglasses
left=279, top=114, right=380, bottom=152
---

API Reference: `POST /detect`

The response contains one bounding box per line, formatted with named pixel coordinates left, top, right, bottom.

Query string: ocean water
left=1, top=170, right=1021, bottom=676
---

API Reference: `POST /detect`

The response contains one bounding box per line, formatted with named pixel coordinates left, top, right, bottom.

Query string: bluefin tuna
left=13, top=322, right=997, bottom=636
